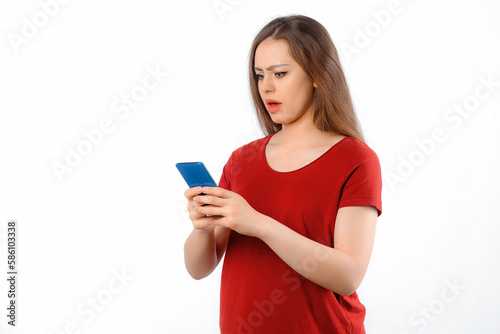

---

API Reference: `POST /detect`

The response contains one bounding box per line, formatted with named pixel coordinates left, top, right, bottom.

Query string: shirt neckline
left=262, top=132, right=351, bottom=174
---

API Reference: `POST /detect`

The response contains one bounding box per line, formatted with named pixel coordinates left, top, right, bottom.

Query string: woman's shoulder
left=340, top=136, right=381, bottom=164
left=229, top=133, right=273, bottom=159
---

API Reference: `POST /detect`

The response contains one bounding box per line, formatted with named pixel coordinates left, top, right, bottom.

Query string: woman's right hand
left=184, top=187, right=216, bottom=232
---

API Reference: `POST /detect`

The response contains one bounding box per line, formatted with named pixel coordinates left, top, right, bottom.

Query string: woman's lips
left=265, top=99, right=282, bottom=113
left=267, top=103, right=281, bottom=113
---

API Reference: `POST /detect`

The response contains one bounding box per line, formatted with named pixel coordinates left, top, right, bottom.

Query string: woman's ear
left=313, top=82, right=318, bottom=88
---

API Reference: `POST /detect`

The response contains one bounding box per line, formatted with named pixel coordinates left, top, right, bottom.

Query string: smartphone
left=176, top=162, right=217, bottom=208
left=175, top=162, right=217, bottom=188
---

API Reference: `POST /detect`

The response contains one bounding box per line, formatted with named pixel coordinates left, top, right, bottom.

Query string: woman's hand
left=184, top=186, right=217, bottom=233
left=192, top=187, right=266, bottom=238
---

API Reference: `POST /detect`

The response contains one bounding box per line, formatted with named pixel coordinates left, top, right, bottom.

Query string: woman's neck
left=274, top=113, right=337, bottom=149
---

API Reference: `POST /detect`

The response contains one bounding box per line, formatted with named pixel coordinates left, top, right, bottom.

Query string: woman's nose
left=260, top=76, right=275, bottom=93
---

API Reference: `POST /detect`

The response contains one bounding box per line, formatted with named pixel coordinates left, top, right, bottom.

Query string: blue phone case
left=175, top=162, right=217, bottom=188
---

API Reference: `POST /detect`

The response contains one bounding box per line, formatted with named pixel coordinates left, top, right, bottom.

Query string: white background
left=1, top=0, right=499, bottom=333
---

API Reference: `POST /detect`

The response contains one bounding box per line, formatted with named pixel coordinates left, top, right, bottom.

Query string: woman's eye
left=255, top=72, right=286, bottom=80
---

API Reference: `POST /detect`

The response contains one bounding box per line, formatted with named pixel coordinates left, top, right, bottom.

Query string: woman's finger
left=194, top=203, right=225, bottom=217
left=194, top=194, right=225, bottom=207
left=200, top=187, right=231, bottom=199
left=184, top=186, right=204, bottom=199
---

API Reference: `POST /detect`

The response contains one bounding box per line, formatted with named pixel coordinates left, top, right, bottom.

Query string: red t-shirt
left=217, top=133, right=382, bottom=334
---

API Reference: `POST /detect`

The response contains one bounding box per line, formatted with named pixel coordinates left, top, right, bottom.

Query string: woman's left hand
left=193, top=187, right=266, bottom=238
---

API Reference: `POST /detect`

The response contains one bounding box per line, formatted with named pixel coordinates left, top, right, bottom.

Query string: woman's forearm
left=183, top=229, right=218, bottom=280
left=257, top=215, right=362, bottom=296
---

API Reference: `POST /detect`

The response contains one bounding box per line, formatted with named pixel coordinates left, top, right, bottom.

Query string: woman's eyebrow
left=254, top=64, right=291, bottom=71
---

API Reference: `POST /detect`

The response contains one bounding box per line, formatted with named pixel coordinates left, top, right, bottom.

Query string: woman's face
left=254, top=38, right=317, bottom=127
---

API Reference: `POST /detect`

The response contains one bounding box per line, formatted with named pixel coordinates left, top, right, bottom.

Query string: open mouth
left=265, top=99, right=281, bottom=106
left=265, top=99, right=282, bottom=113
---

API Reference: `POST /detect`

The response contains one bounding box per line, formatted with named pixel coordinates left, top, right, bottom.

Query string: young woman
left=183, top=14, right=382, bottom=333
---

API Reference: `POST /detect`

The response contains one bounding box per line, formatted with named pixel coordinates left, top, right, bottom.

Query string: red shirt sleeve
left=217, top=147, right=243, bottom=191
left=218, top=159, right=231, bottom=191
left=338, top=142, right=383, bottom=217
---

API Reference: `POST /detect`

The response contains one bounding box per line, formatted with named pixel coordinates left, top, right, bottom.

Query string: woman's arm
left=183, top=187, right=231, bottom=280
left=193, top=186, right=378, bottom=296
left=257, top=205, right=377, bottom=296
left=183, top=226, right=230, bottom=280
